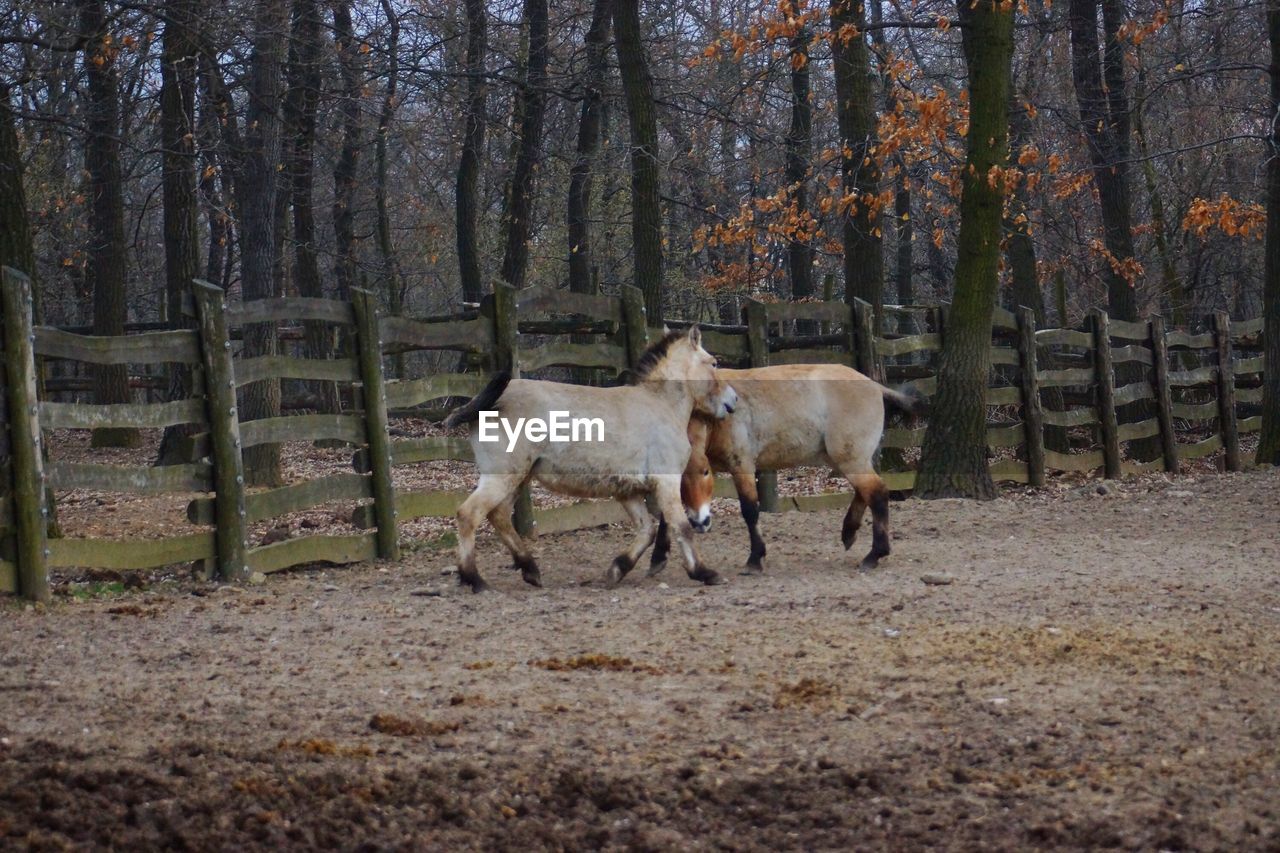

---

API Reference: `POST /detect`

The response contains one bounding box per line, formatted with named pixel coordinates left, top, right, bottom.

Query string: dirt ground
left=2, top=467, right=1279, bottom=851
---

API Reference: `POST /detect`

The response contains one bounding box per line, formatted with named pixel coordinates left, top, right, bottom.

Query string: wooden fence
left=0, top=266, right=1267, bottom=600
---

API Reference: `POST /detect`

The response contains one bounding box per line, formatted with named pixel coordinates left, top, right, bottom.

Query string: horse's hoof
left=645, top=559, right=667, bottom=578
left=857, top=558, right=880, bottom=573
left=690, top=566, right=725, bottom=586
left=605, top=563, right=625, bottom=589
left=740, top=561, right=764, bottom=576
left=462, top=577, right=491, bottom=593
left=842, top=530, right=857, bottom=550
left=521, top=568, right=542, bottom=588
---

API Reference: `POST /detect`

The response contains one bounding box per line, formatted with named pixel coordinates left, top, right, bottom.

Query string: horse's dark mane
left=626, top=329, right=687, bottom=384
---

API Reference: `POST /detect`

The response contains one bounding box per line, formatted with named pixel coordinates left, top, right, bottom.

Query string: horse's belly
left=530, top=459, right=649, bottom=499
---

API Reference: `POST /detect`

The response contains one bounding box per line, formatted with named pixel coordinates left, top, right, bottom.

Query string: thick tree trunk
left=375, top=0, right=403, bottom=357
left=1259, top=0, right=1280, bottom=465
left=80, top=0, right=139, bottom=449
left=456, top=0, right=487, bottom=304
left=785, top=22, right=814, bottom=305
left=156, top=0, right=202, bottom=465
left=614, top=0, right=664, bottom=322
left=499, top=0, right=548, bottom=289
left=332, top=0, right=362, bottom=301
left=567, top=0, right=612, bottom=296
left=237, top=0, right=289, bottom=487
left=1004, top=99, right=1046, bottom=323
left=915, top=0, right=1014, bottom=500
left=830, top=0, right=883, bottom=321
left=197, top=56, right=237, bottom=287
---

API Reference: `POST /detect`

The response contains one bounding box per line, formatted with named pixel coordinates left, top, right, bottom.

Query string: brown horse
left=648, top=363, right=924, bottom=576
left=444, top=327, right=738, bottom=592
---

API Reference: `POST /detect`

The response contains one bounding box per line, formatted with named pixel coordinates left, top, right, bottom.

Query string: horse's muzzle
left=687, top=505, right=712, bottom=533
left=718, top=385, right=739, bottom=418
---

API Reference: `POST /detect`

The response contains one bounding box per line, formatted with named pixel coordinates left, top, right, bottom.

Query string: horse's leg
left=656, top=484, right=724, bottom=586
left=841, top=469, right=891, bottom=571
left=486, top=492, right=541, bottom=588
left=456, top=474, right=519, bottom=592
left=731, top=467, right=767, bottom=575
left=646, top=515, right=671, bottom=577
left=607, top=498, right=657, bottom=588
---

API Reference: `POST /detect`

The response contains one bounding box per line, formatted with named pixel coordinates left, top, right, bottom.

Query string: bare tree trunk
left=567, top=0, right=611, bottom=297
left=499, top=0, right=548, bottom=289
left=456, top=0, right=487, bottom=304
left=1259, top=0, right=1280, bottom=465
left=375, top=0, right=403, bottom=367
left=156, top=0, right=202, bottom=465
left=830, top=0, right=883, bottom=321
left=916, top=0, right=1014, bottom=500
left=80, top=0, right=139, bottom=448
left=331, top=0, right=362, bottom=302
left=197, top=55, right=238, bottom=287
left=614, top=0, right=664, bottom=322
left=237, top=0, right=289, bottom=487
left=785, top=19, right=814, bottom=306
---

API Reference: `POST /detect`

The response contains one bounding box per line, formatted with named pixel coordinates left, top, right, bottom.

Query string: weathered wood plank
left=1239, top=415, right=1262, bottom=434
left=1044, top=448, right=1105, bottom=472
left=236, top=355, right=360, bottom=386
left=1040, top=407, right=1099, bottom=428
left=1212, top=311, right=1242, bottom=471
left=532, top=500, right=630, bottom=535
left=379, top=315, right=493, bottom=353
left=40, top=398, right=205, bottom=430
left=989, top=346, right=1019, bottom=366
left=621, top=286, right=650, bottom=370
left=698, top=328, right=749, bottom=361
left=1236, top=387, right=1263, bottom=404
left=986, top=424, right=1025, bottom=448
left=33, top=327, right=201, bottom=365
left=228, top=297, right=354, bottom=327
left=988, top=458, right=1029, bottom=483
left=764, top=301, right=851, bottom=325
left=385, top=435, right=475, bottom=466
left=1170, top=400, right=1218, bottom=421
left=1035, top=328, right=1093, bottom=349
left=882, top=470, right=917, bottom=491
left=882, top=426, right=925, bottom=449
left=1121, top=457, right=1166, bottom=476
left=1115, top=418, right=1161, bottom=442
left=1178, top=434, right=1223, bottom=460
left=1233, top=356, right=1264, bottom=375
left=49, top=461, right=212, bottom=494
left=766, top=349, right=849, bottom=366
left=986, top=386, right=1022, bottom=406
left=875, top=333, right=941, bottom=358
left=187, top=472, right=372, bottom=525
left=1110, top=345, right=1154, bottom=365
left=240, top=414, right=366, bottom=448
left=352, top=287, right=400, bottom=560
left=1092, top=310, right=1123, bottom=479
left=1167, top=366, right=1217, bottom=386
left=1231, top=318, right=1263, bottom=338
left=1149, top=315, right=1180, bottom=474
left=1107, top=318, right=1150, bottom=341
left=515, top=284, right=623, bottom=323
left=385, top=373, right=486, bottom=409
left=785, top=491, right=855, bottom=513
left=1166, top=330, right=1215, bottom=349
left=48, top=533, right=216, bottom=570
left=0, top=559, right=15, bottom=593
left=519, top=341, right=628, bottom=374
left=352, top=489, right=469, bottom=527
left=1016, top=307, right=1046, bottom=487
left=248, top=532, right=378, bottom=575
left=991, top=306, right=1018, bottom=332
left=1036, top=367, right=1094, bottom=387
left=1113, top=381, right=1154, bottom=407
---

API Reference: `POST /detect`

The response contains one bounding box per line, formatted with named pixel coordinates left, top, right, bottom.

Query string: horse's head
left=644, top=326, right=736, bottom=419
left=681, top=416, right=716, bottom=532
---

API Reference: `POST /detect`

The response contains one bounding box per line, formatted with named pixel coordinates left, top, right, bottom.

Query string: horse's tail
left=444, top=371, right=512, bottom=428
left=880, top=383, right=928, bottom=418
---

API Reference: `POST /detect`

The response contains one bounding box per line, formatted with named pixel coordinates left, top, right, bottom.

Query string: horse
left=646, top=363, right=925, bottom=577
left=443, top=326, right=739, bottom=592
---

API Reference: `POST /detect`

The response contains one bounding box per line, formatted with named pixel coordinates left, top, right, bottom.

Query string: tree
left=915, top=0, right=1015, bottom=500
left=1259, top=0, right=1280, bottom=465
left=375, top=0, right=403, bottom=329
left=80, top=0, right=139, bottom=449
left=456, top=0, right=487, bottom=304
left=614, top=0, right=664, bottom=321
left=784, top=15, right=814, bottom=304
left=156, top=0, right=202, bottom=465
left=500, top=0, right=549, bottom=289
left=567, top=0, right=612, bottom=297
left=332, top=0, right=363, bottom=301
left=830, top=0, right=883, bottom=320
left=236, top=0, right=290, bottom=487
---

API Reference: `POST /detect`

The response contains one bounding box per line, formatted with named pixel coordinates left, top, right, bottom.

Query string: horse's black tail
left=444, top=371, right=512, bottom=428
left=881, top=384, right=928, bottom=418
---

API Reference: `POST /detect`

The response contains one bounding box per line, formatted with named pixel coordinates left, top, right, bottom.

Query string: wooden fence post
left=492, top=284, right=533, bottom=535
left=1, top=268, right=49, bottom=602
left=1148, top=315, right=1180, bottom=474
left=1212, top=310, right=1242, bottom=471
left=191, top=280, right=249, bottom=582
left=351, top=288, right=400, bottom=560
left=851, top=297, right=882, bottom=382
left=745, top=301, right=778, bottom=512
left=621, top=285, right=649, bottom=368
left=1016, top=306, right=1046, bottom=487
left=1090, top=308, right=1122, bottom=480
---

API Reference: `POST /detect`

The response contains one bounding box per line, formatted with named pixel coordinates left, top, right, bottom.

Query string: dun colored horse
left=444, top=327, right=738, bottom=592
left=649, top=364, right=925, bottom=576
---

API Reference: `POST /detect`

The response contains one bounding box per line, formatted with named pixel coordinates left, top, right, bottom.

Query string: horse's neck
left=641, top=374, right=696, bottom=420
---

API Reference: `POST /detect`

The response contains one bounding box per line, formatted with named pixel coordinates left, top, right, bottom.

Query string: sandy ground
left=2, top=467, right=1279, bottom=850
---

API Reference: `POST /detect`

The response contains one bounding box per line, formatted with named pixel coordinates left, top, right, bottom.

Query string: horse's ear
left=687, top=325, right=702, bottom=348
